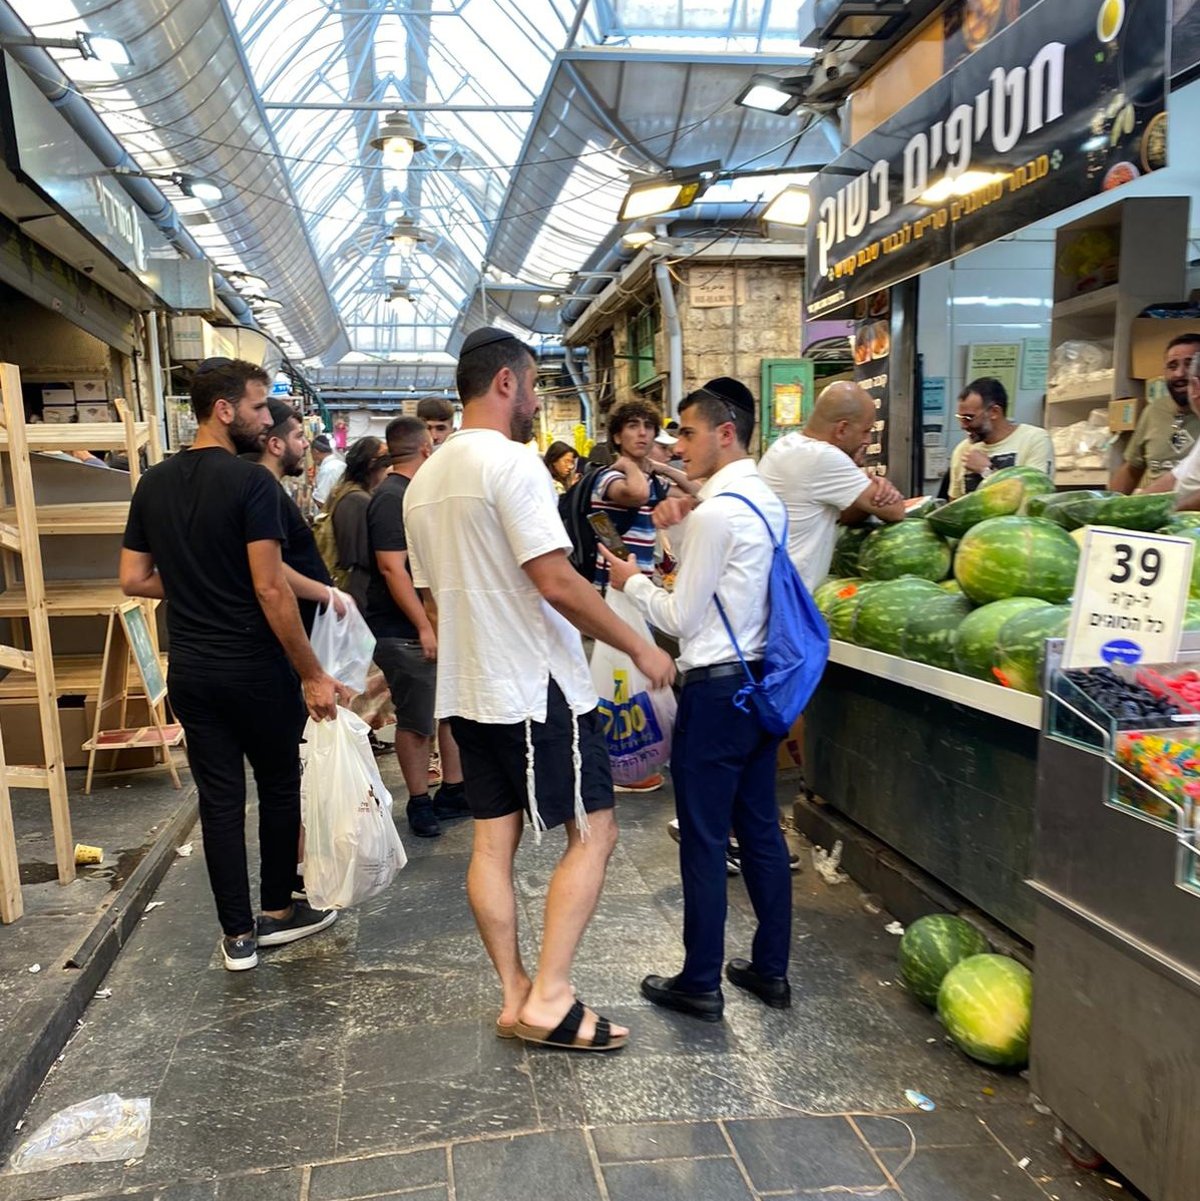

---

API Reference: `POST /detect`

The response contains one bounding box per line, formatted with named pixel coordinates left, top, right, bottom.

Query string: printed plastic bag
left=311, top=595, right=375, bottom=694
left=301, top=708, right=407, bottom=909
left=590, top=588, right=677, bottom=785
left=9, top=1094, right=150, bottom=1172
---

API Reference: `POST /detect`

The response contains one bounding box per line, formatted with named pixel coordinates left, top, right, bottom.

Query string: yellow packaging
left=73, top=843, right=103, bottom=865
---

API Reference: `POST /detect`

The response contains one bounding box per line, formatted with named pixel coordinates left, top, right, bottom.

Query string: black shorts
left=373, top=638, right=436, bottom=737
left=448, top=681, right=614, bottom=827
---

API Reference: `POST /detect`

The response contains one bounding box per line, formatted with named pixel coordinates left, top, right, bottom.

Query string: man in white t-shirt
left=759, top=382, right=907, bottom=590
left=404, top=327, right=675, bottom=1054
left=947, top=377, right=1053, bottom=499
left=310, top=435, right=346, bottom=509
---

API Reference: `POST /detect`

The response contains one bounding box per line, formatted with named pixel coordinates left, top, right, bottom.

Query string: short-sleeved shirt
left=404, top=428, right=596, bottom=724
left=1124, top=397, right=1200, bottom=485
left=588, top=468, right=669, bottom=586
left=278, top=486, right=330, bottom=635
left=1171, top=434, right=1200, bottom=494
left=313, top=454, right=346, bottom=505
left=758, top=433, right=871, bottom=590
left=330, top=486, right=372, bottom=612
left=364, top=473, right=418, bottom=640
left=122, top=447, right=286, bottom=666
left=948, top=424, right=1055, bottom=498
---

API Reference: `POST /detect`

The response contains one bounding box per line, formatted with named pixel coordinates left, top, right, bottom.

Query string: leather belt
left=680, top=661, right=763, bottom=688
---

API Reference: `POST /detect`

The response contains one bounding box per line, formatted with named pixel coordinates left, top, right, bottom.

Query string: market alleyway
left=1, top=767, right=1132, bottom=1201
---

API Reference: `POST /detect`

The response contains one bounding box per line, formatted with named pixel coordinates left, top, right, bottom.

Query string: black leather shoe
left=641, top=974, right=724, bottom=1022
left=726, top=958, right=791, bottom=1009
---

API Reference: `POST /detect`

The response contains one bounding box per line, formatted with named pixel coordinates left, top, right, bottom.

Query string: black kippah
left=460, top=326, right=519, bottom=356
left=703, top=376, right=755, bottom=414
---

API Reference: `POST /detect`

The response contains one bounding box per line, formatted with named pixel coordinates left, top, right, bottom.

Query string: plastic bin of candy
left=1112, top=727, right=1200, bottom=829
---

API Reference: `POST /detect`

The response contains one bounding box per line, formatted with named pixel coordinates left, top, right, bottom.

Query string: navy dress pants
left=671, top=672, right=791, bottom=993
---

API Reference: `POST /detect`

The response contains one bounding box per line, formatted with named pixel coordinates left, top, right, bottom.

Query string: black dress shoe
left=641, top=974, right=724, bottom=1022
left=725, top=958, right=791, bottom=1009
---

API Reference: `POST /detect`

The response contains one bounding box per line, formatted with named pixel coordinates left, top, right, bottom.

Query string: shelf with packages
left=1044, top=373, right=1115, bottom=405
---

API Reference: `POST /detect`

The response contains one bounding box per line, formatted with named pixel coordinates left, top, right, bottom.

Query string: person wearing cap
left=119, top=358, right=348, bottom=972
left=404, top=326, right=675, bottom=1052
left=311, top=433, right=346, bottom=510
left=603, top=376, right=793, bottom=1022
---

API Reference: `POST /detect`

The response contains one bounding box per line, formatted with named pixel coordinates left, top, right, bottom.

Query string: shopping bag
left=311, top=595, right=375, bottom=695
left=590, top=587, right=677, bottom=785
left=300, top=708, right=407, bottom=909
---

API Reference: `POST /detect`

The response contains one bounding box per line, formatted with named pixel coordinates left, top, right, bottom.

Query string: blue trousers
left=671, top=673, right=792, bottom=993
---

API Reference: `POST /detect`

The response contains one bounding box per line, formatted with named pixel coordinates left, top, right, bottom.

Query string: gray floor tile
left=591, top=1121, right=728, bottom=1163
left=309, top=1149, right=444, bottom=1200
left=342, top=1019, right=515, bottom=1092
left=882, top=1144, right=1048, bottom=1201
left=451, top=1131, right=600, bottom=1201
left=215, top=1167, right=303, bottom=1201
left=602, top=1158, right=752, bottom=1201
left=526, top=1052, right=588, bottom=1129
left=856, top=1108, right=993, bottom=1151
left=725, top=1115, right=887, bottom=1193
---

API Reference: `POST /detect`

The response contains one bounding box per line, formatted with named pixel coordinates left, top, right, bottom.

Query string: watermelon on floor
left=853, top=578, right=945, bottom=653
left=827, top=580, right=885, bottom=641
left=858, top=521, right=952, bottom=582
left=954, top=516, right=1079, bottom=604
left=831, top=523, right=877, bottom=576
left=980, top=466, right=1055, bottom=510
left=898, top=914, right=990, bottom=1007
left=992, top=604, right=1071, bottom=694
left=937, top=954, right=1033, bottom=1068
left=927, top=477, right=1025, bottom=539
left=901, top=592, right=974, bottom=670
left=814, top=577, right=862, bottom=614
left=954, top=597, right=1049, bottom=680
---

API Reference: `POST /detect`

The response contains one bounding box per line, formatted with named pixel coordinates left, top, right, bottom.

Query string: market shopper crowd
left=118, top=331, right=934, bottom=1045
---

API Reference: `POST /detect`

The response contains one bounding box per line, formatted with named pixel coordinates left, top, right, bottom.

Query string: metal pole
left=263, top=101, right=536, bottom=112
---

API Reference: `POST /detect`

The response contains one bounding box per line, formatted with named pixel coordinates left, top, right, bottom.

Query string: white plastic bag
left=311, top=596, right=375, bottom=695
left=9, top=1094, right=150, bottom=1172
left=590, top=588, right=677, bottom=785
left=301, top=708, right=406, bottom=909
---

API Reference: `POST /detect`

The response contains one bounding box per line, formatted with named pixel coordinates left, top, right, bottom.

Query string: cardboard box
left=1110, top=397, right=1142, bottom=431
left=76, top=402, right=113, bottom=423
left=1130, top=317, right=1200, bottom=378
left=40, top=405, right=74, bottom=424
left=40, top=386, right=74, bottom=407
left=73, top=379, right=107, bottom=402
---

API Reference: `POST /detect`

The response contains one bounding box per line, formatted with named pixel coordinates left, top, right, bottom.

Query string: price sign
left=1062, top=527, right=1195, bottom=670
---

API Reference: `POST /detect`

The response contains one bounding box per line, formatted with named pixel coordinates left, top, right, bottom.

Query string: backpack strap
left=719, top=490, right=788, bottom=549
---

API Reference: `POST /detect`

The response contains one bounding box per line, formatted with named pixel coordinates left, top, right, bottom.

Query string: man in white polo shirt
left=404, top=327, right=674, bottom=1053
left=759, top=381, right=907, bottom=589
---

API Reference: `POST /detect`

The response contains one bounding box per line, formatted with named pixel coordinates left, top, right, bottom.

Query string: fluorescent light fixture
left=370, top=112, right=428, bottom=171
left=761, top=185, right=812, bottom=226
left=918, top=170, right=1008, bottom=205
left=618, top=164, right=717, bottom=222
left=735, top=74, right=807, bottom=115
left=816, top=0, right=909, bottom=41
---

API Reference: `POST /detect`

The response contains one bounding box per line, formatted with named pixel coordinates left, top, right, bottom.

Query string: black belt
left=681, top=661, right=763, bottom=688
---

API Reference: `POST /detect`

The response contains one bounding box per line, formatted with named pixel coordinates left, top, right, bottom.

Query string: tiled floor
left=0, top=761, right=1136, bottom=1201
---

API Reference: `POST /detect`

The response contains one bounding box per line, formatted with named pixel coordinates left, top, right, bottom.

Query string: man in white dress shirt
left=605, top=377, right=793, bottom=1022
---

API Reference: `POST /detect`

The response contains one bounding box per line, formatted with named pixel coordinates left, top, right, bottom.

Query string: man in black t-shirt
left=120, top=358, right=348, bottom=972
left=366, top=415, right=465, bottom=838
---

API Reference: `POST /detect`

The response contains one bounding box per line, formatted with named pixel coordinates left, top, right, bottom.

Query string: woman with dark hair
left=543, top=440, right=579, bottom=494
left=328, top=436, right=391, bottom=610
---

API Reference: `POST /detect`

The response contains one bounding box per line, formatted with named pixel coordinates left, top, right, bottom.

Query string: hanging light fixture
left=370, top=112, right=428, bottom=171
left=385, top=215, right=429, bottom=253
left=617, top=162, right=719, bottom=222
left=761, top=185, right=812, bottom=227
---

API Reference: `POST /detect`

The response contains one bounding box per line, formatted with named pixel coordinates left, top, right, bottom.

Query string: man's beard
left=1169, top=379, right=1190, bottom=407
left=509, top=410, right=534, bottom=443
left=281, top=449, right=304, bottom=476
left=230, top=418, right=267, bottom=454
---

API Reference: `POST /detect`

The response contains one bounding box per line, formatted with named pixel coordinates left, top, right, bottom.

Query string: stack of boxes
left=39, top=379, right=112, bottom=423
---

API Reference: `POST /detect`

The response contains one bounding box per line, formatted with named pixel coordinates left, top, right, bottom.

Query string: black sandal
left=513, top=998, right=628, bottom=1052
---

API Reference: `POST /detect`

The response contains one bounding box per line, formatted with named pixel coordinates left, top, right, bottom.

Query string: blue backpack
left=713, top=492, right=830, bottom=736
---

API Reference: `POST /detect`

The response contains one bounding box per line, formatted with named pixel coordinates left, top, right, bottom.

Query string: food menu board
left=852, top=289, right=892, bottom=479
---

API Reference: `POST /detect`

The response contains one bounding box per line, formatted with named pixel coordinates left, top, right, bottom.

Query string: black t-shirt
left=122, top=447, right=286, bottom=665
left=364, top=473, right=417, bottom=640
left=279, top=487, right=331, bottom=635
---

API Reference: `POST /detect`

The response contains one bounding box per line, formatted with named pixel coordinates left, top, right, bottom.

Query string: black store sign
left=806, top=0, right=1169, bottom=316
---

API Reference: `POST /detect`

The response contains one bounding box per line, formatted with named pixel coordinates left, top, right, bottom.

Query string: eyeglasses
left=956, top=412, right=983, bottom=424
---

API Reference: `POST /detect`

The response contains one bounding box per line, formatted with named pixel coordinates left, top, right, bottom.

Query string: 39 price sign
left=1062, top=528, right=1195, bottom=670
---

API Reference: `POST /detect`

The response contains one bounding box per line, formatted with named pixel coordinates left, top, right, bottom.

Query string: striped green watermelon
left=1026, top=489, right=1115, bottom=529
left=1158, top=528, right=1200, bottom=599
left=901, top=592, right=974, bottom=670
left=954, top=598, right=1049, bottom=680
left=992, top=604, right=1071, bottom=693
left=826, top=580, right=885, bottom=641
left=980, top=466, right=1055, bottom=510
left=814, top=577, right=862, bottom=614
left=858, top=521, right=952, bottom=582
left=939, top=579, right=965, bottom=594
left=927, top=477, right=1025, bottom=539
left=937, top=954, right=1032, bottom=1068
left=898, top=914, right=990, bottom=1007
left=1186, top=599, right=1200, bottom=631
left=954, top=516, right=1078, bottom=604
left=853, top=578, right=945, bottom=653
left=1160, top=514, right=1200, bottom=534
left=906, top=496, right=947, bottom=520
left=1089, top=492, right=1176, bottom=532
left=831, top=523, right=877, bottom=576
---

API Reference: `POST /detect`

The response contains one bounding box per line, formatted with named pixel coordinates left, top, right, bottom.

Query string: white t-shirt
left=1173, top=436, right=1200, bottom=494
left=404, top=428, right=597, bottom=724
left=758, top=433, right=871, bottom=590
left=313, top=454, right=346, bottom=505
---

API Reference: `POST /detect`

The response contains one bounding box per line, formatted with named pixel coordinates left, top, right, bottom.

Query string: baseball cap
left=654, top=428, right=678, bottom=446
left=311, top=434, right=332, bottom=453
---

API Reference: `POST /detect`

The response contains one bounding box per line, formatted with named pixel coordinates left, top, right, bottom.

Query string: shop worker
left=311, top=433, right=346, bottom=509
left=119, top=358, right=347, bottom=972
left=760, top=381, right=906, bottom=590
left=1153, top=350, right=1200, bottom=507
left=1115, top=333, right=1200, bottom=494
left=365, top=415, right=466, bottom=839
left=404, top=326, right=674, bottom=1053
left=603, top=377, right=793, bottom=1023
left=948, top=377, right=1053, bottom=499
left=417, top=395, right=455, bottom=448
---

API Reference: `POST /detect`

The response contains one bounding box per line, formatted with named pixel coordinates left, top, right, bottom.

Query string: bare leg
left=438, top=720, right=463, bottom=786
left=393, top=729, right=431, bottom=799
left=519, top=809, right=628, bottom=1041
left=467, top=812, right=531, bottom=1026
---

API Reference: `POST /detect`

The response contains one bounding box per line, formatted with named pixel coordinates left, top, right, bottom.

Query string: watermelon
left=1089, top=492, right=1176, bottom=532
left=937, top=954, right=1032, bottom=1068
left=1161, top=528, right=1200, bottom=598
left=938, top=579, right=965, bottom=594
left=1161, top=513, right=1200, bottom=534
left=898, top=914, right=990, bottom=1007
left=813, top=577, right=862, bottom=614
left=906, top=496, right=947, bottom=520
left=901, top=592, right=974, bottom=670
left=1027, top=490, right=1113, bottom=529
left=980, top=466, right=1055, bottom=510
left=858, top=521, right=952, bottom=582
left=927, top=477, right=1025, bottom=539
left=831, top=523, right=877, bottom=576
left=955, top=597, right=1049, bottom=680
left=954, top=516, right=1079, bottom=604
left=826, top=580, right=885, bottom=641
left=992, top=604, right=1071, bottom=693
left=853, top=578, right=945, bottom=653
left=1186, top=599, right=1200, bottom=631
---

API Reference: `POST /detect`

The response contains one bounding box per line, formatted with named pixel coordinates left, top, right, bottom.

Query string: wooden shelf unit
left=0, top=501, right=130, bottom=534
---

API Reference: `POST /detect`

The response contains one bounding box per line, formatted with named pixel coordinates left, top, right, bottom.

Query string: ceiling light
left=537, top=293, right=558, bottom=305
left=815, top=0, right=910, bottom=42
left=113, top=167, right=224, bottom=204
left=918, top=171, right=1008, bottom=205
left=0, top=31, right=132, bottom=65
left=761, top=185, right=812, bottom=226
left=618, top=164, right=718, bottom=222
left=385, top=215, right=428, bottom=252
left=369, top=112, right=428, bottom=172
left=387, top=283, right=416, bottom=305
left=621, top=229, right=657, bottom=249
left=735, top=74, right=807, bottom=115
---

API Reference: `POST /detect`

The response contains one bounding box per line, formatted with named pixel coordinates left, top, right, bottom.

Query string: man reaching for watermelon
left=947, top=378, right=1053, bottom=500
